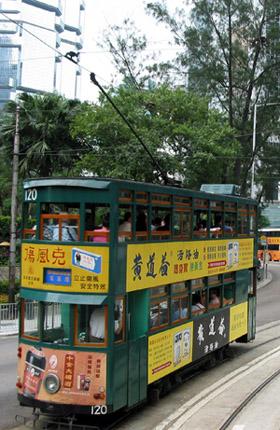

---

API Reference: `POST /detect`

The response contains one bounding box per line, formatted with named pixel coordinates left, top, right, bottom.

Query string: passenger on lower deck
left=192, top=293, right=205, bottom=315
left=92, top=213, right=110, bottom=242
left=89, top=307, right=105, bottom=342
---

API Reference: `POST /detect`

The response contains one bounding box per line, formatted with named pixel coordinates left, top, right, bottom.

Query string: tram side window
left=115, top=297, right=125, bottom=343
left=151, top=208, right=171, bottom=240
left=40, top=204, right=80, bottom=242
left=224, top=284, right=235, bottom=305
left=174, top=210, right=191, bottom=239
left=172, top=295, right=189, bottom=322
left=84, top=204, right=110, bottom=243
left=21, top=299, right=39, bottom=340
left=23, top=202, right=37, bottom=239
left=76, top=305, right=107, bottom=345
left=118, top=205, right=133, bottom=242
left=150, top=299, right=169, bottom=330
left=193, top=210, right=208, bottom=239
left=191, top=291, right=206, bottom=316
left=209, top=287, right=221, bottom=309
left=136, top=206, right=149, bottom=241
left=43, top=302, right=70, bottom=345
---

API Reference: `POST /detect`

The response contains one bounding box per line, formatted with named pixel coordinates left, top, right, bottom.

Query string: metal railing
left=0, top=302, right=19, bottom=333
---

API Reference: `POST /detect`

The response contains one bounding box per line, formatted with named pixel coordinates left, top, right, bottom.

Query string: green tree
left=0, top=92, right=86, bottom=178
left=146, top=0, right=280, bottom=195
left=71, top=84, right=239, bottom=188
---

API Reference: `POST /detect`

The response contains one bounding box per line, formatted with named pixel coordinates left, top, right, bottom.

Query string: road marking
left=154, top=345, right=280, bottom=430
left=232, top=426, right=245, bottom=430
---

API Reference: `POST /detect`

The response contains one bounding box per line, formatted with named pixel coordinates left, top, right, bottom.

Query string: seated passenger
left=173, top=302, right=187, bottom=320
left=192, top=293, right=205, bottom=315
left=52, top=212, right=78, bottom=241
left=157, top=213, right=170, bottom=231
left=92, top=213, right=110, bottom=242
left=118, top=212, right=132, bottom=241
left=89, top=307, right=105, bottom=342
left=213, top=215, right=232, bottom=233
left=210, top=289, right=220, bottom=306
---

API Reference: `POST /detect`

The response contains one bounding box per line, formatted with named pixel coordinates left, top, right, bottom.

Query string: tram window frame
left=237, top=213, right=248, bottom=236
left=21, top=299, right=40, bottom=340
left=172, top=294, right=189, bottom=323
left=42, top=302, right=71, bottom=345
left=151, top=208, right=172, bottom=241
left=191, top=289, right=206, bottom=316
left=149, top=298, right=170, bottom=331
left=225, top=212, right=236, bottom=236
left=223, top=283, right=235, bottom=306
left=171, top=281, right=189, bottom=293
left=209, top=286, right=222, bottom=310
left=174, top=209, right=191, bottom=239
left=136, top=205, right=149, bottom=241
left=191, top=278, right=206, bottom=289
left=208, top=274, right=222, bottom=285
left=249, top=206, right=257, bottom=236
left=193, top=209, right=208, bottom=239
left=74, top=305, right=108, bottom=347
left=115, top=296, right=125, bottom=344
left=150, top=285, right=169, bottom=298
left=43, top=213, right=80, bottom=242
left=174, top=195, right=191, bottom=207
left=22, top=202, right=37, bottom=239
left=224, top=272, right=235, bottom=282
left=84, top=204, right=110, bottom=243
left=118, top=204, right=133, bottom=242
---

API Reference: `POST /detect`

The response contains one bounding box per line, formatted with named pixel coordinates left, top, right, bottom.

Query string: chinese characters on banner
left=21, top=244, right=109, bottom=293
left=127, top=239, right=253, bottom=292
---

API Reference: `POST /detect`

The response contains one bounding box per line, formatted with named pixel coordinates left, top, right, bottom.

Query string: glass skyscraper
left=0, top=0, right=85, bottom=108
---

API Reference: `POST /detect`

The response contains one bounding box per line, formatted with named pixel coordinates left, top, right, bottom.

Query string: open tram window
left=21, top=299, right=40, bottom=340
left=136, top=206, right=148, bottom=241
left=193, top=209, right=208, bottom=239
left=249, top=206, right=257, bottom=236
left=150, top=299, right=169, bottom=330
left=75, top=305, right=107, bottom=345
left=84, top=204, right=110, bottom=243
left=40, top=204, right=80, bottom=242
left=191, top=290, right=205, bottom=316
left=224, top=283, right=235, bottom=305
left=238, top=204, right=248, bottom=236
left=42, top=302, right=70, bottom=345
left=115, top=297, right=125, bottom=344
left=118, top=204, right=133, bottom=242
left=151, top=209, right=172, bottom=241
left=209, top=287, right=221, bottom=309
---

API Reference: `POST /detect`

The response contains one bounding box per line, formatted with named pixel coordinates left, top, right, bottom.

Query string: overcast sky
left=80, top=0, right=185, bottom=102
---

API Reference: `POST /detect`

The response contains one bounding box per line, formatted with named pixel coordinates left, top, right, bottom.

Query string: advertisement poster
left=127, top=238, right=253, bottom=292
left=229, top=302, right=248, bottom=342
left=148, top=322, right=193, bottom=384
left=192, top=309, right=230, bottom=362
left=21, top=244, right=109, bottom=293
left=18, top=344, right=107, bottom=406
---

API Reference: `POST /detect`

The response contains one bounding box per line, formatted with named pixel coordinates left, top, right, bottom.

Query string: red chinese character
left=52, top=248, right=66, bottom=265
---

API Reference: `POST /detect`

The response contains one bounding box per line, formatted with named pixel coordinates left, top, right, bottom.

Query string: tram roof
left=23, top=176, right=257, bottom=204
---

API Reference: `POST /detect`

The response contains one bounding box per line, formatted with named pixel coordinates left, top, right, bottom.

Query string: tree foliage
left=71, top=84, right=239, bottom=189
left=144, top=0, right=280, bottom=196
left=0, top=92, right=86, bottom=178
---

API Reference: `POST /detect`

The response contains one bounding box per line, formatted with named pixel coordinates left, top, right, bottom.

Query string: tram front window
left=43, top=302, right=70, bottom=344
left=22, top=299, right=39, bottom=339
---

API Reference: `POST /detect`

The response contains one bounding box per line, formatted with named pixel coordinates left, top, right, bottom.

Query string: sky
left=80, top=0, right=185, bottom=102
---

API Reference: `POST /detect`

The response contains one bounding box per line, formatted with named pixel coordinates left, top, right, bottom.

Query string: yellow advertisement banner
left=21, top=244, right=109, bottom=293
left=127, top=238, right=253, bottom=292
left=268, top=237, right=280, bottom=245
left=229, top=302, right=248, bottom=342
left=148, top=321, right=193, bottom=384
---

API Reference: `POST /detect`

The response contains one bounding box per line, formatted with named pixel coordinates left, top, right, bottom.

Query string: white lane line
left=154, top=345, right=280, bottom=430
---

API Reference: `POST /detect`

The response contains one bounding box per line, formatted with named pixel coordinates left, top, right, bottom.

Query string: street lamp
left=251, top=102, right=280, bottom=199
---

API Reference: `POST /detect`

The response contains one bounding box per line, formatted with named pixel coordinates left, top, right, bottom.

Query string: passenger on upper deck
left=157, top=213, right=170, bottom=231
left=212, top=215, right=233, bottom=233
left=52, top=212, right=78, bottom=242
left=118, top=212, right=132, bottom=241
left=209, top=289, right=220, bottom=306
left=92, top=213, right=110, bottom=242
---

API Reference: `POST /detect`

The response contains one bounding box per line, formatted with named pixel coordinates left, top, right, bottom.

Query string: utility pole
left=9, top=105, right=20, bottom=303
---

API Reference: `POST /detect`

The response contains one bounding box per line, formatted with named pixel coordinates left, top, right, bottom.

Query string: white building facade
left=0, top=0, right=85, bottom=108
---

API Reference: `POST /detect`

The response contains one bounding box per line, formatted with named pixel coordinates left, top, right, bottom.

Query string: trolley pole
left=9, top=105, right=20, bottom=304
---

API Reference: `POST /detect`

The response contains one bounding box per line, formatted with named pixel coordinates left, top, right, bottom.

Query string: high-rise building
left=0, top=0, right=85, bottom=108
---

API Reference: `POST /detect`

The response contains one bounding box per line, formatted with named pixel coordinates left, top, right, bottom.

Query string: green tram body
left=17, top=177, right=258, bottom=417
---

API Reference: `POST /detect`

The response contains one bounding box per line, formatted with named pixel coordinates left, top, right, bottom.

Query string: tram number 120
left=91, top=405, right=108, bottom=415
left=25, top=188, right=37, bottom=201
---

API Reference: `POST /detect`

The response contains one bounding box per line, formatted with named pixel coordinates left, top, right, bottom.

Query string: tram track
left=218, top=367, right=280, bottom=430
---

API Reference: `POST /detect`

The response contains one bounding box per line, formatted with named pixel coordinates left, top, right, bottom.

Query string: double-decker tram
left=16, top=177, right=258, bottom=420
left=258, top=228, right=280, bottom=261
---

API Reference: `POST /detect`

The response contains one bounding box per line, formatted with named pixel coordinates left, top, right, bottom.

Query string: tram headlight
left=44, top=374, right=60, bottom=394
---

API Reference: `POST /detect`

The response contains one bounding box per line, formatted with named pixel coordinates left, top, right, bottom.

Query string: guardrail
left=0, top=302, right=19, bottom=333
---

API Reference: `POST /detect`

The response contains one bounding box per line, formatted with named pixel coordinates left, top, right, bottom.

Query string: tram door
left=127, top=289, right=149, bottom=407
